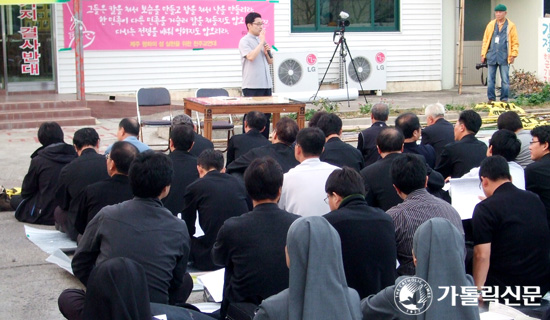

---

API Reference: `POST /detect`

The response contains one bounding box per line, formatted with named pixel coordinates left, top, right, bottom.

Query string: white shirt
left=462, top=161, right=525, bottom=189
left=278, top=158, right=339, bottom=217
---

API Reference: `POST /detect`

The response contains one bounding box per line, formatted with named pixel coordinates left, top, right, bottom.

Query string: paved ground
left=0, top=86, right=490, bottom=319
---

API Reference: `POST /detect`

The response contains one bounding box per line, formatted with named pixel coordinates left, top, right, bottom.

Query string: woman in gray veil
left=254, top=216, right=362, bottom=320
left=362, top=217, right=480, bottom=319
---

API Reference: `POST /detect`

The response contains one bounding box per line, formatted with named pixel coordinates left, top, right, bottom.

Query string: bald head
left=109, top=141, right=139, bottom=175
left=371, top=103, right=389, bottom=122
left=118, top=118, right=140, bottom=140
left=377, top=127, right=404, bottom=153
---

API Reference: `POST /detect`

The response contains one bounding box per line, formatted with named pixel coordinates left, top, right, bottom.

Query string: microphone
left=267, top=49, right=273, bottom=59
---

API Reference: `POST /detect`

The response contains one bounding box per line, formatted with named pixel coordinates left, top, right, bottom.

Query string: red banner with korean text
left=19, top=4, right=41, bottom=75
left=62, top=0, right=274, bottom=50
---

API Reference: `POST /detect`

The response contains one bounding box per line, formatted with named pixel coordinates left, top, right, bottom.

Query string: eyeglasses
left=530, top=140, right=541, bottom=145
left=252, top=22, right=264, bottom=26
left=105, top=154, right=111, bottom=160
left=324, top=196, right=329, bottom=204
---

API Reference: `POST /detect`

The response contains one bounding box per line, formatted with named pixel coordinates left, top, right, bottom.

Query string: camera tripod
left=313, top=29, right=369, bottom=108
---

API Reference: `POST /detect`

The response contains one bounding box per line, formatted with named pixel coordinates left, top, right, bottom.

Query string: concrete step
left=0, top=99, right=96, bottom=130
left=0, top=117, right=97, bottom=130
left=0, top=100, right=87, bottom=111
left=0, top=107, right=92, bottom=122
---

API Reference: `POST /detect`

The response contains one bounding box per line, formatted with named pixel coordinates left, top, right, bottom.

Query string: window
left=292, top=0, right=399, bottom=32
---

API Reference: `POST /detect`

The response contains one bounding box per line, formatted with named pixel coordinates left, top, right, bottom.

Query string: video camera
left=476, top=62, right=487, bottom=70
left=333, top=11, right=350, bottom=44
left=337, top=11, right=350, bottom=28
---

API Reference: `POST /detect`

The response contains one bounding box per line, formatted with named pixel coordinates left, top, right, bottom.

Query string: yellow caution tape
left=473, top=102, right=548, bottom=129
left=6, top=188, right=21, bottom=197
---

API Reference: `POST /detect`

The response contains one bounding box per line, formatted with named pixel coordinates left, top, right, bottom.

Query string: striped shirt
left=386, top=188, right=464, bottom=276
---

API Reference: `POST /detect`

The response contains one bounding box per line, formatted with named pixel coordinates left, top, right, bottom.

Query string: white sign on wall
left=538, top=18, right=550, bottom=82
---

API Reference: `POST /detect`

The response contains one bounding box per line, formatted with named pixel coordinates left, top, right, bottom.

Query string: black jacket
left=182, top=171, right=250, bottom=271
left=435, top=134, right=487, bottom=178
left=421, top=118, right=455, bottom=165
left=212, top=203, right=300, bottom=319
left=163, top=150, right=199, bottom=215
left=361, top=153, right=445, bottom=211
left=324, top=195, right=397, bottom=299
left=525, top=154, right=550, bottom=228
left=226, top=142, right=298, bottom=177
left=321, top=137, right=365, bottom=172
left=360, top=153, right=403, bottom=211
left=226, top=130, right=270, bottom=167
left=357, top=121, right=387, bottom=166
left=15, top=143, right=77, bottom=225
left=403, top=141, right=437, bottom=169
left=189, top=133, right=214, bottom=157
left=72, top=197, right=190, bottom=305
left=56, top=148, right=109, bottom=239
left=75, top=174, right=133, bottom=234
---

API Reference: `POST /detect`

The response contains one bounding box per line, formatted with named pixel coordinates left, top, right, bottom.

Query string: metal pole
left=1, top=7, right=8, bottom=92
left=457, top=0, right=465, bottom=95
left=74, top=0, right=85, bottom=100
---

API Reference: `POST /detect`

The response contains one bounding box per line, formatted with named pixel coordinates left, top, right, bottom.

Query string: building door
left=461, top=0, right=491, bottom=85
left=0, top=4, right=55, bottom=92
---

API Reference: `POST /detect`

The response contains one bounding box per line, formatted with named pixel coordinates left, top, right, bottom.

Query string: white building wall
left=55, top=0, right=443, bottom=94
left=498, top=0, right=542, bottom=76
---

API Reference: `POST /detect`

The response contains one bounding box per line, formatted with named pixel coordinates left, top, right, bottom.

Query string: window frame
left=291, top=0, right=400, bottom=33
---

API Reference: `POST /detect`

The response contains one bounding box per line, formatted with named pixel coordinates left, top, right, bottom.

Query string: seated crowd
left=10, top=105, right=550, bottom=319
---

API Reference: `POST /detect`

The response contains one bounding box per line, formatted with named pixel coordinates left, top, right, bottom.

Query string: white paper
left=192, top=302, right=221, bottom=313
left=45, top=249, right=74, bottom=275
left=197, top=268, right=225, bottom=303
left=480, top=312, right=513, bottom=320
left=194, top=211, right=205, bottom=237
left=486, top=302, right=538, bottom=320
left=191, top=273, right=205, bottom=292
left=24, top=225, right=77, bottom=255
left=449, top=178, right=485, bottom=220
left=176, top=211, right=204, bottom=237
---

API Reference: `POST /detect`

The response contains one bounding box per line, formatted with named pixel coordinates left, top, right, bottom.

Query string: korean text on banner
left=62, top=0, right=274, bottom=50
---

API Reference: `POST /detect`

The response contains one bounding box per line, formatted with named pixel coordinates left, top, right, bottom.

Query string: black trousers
left=9, top=194, right=23, bottom=210
left=242, top=88, right=272, bottom=140
left=58, top=272, right=194, bottom=320
left=54, top=206, right=79, bottom=241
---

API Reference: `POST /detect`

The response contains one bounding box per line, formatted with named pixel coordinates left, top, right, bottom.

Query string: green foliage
left=515, top=84, right=550, bottom=106
left=311, top=98, right=340, bottom=113
left=444, top=103, right=467, bottom=112
left=288, top=108, right=326, bottom=121
left=359, top=103, right=372, bottom=114
left=305, top=109, right=317, bottom=121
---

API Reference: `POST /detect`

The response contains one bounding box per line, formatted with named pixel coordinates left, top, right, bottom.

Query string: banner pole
left=74, top=0, right=85, bottom=100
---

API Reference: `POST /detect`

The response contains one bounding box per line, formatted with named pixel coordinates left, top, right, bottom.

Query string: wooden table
left=183, top=96, right=306, bottom=141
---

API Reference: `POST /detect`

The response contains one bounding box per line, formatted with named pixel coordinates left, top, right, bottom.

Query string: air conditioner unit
left=341, top=50, right=387, bottom=91
left=274, top=51, right=319, bottom=93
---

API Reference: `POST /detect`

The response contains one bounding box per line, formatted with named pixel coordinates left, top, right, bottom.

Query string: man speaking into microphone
left=239, top=12, right=273, bottom=139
